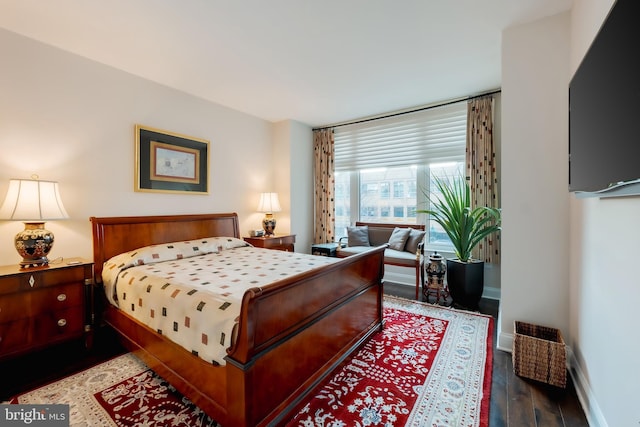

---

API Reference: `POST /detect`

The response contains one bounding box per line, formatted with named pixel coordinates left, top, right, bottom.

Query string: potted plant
left=418, top=174, right=501, bottom=309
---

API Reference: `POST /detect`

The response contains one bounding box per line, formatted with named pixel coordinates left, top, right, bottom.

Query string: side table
left=0, top=258, right=94, bottom=361
left=311, top=242, right=340, bottom=257
left=244, top=234, right=296, bottom=252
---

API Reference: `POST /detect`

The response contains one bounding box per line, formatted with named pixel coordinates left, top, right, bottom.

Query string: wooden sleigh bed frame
left=90, top=213, right=386, bottom=426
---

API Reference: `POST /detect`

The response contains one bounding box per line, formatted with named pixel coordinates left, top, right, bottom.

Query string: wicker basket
left=512, top=321, right=566, bottom=388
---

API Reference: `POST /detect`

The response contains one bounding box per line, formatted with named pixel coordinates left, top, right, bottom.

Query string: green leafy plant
left=418, top=175, right=501, bottom=262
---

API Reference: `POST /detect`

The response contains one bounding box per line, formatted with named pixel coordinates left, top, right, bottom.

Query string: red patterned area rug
left=8, top=296, right=493, bottom=426
left=9, top=353, right=218, bottom=426
left=287, top=296, right=493, bottom=426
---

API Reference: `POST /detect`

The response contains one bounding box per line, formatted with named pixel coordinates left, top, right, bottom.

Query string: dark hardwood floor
left=0, top=326, right=126, bottom=402
left=2, top=283, right=589, bottom=427
left=384, top=281, right=589, bottom=427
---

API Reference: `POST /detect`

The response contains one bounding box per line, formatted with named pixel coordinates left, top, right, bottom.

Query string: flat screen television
left=569, top=0, right=640, bottom=197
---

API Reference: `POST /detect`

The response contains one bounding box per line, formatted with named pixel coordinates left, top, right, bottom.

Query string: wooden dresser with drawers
left=0, top=258, right=93, bottom=360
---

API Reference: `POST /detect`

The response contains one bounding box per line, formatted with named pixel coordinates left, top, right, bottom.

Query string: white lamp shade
left=0, top=179, right=69, bottom=221
left=257, top=192, right=282, bottom=213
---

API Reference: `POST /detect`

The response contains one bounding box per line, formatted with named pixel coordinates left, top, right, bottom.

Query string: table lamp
left=0, top=177, right=69, bottom=267
left=257, top=192, right=281, bottom=236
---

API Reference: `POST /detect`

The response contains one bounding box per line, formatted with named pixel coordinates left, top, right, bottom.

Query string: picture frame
left=135, top=124, right=209, bottom=194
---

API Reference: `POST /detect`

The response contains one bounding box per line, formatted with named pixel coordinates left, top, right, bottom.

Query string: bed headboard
left=90, top=213, right=240, bottom=281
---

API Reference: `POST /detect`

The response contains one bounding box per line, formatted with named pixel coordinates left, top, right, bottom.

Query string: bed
left=90, top=213, right=386, bottom=427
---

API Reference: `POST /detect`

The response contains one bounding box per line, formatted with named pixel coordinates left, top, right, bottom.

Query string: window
left=426, top=162, right=465, bottom=246
left=362, top=182, right=378, bottom=197
left=333, top=102, right=466, bottom=251
left=393, top=181, right=404, bottom=198
left=408, top=181, right=417, bottom=198
left=380, top=182, right=390, bottom=199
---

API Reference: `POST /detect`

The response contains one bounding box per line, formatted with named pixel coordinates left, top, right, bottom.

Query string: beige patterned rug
left=8, top=296, right=493, bottom=426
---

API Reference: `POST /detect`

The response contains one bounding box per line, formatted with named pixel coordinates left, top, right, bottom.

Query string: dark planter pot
left=446, top=258, right=484, bottom=310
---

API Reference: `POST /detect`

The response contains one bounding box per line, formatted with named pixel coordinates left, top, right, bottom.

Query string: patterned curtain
left=313, top=128, right=335, bottom=243
left=466, top=96, right=500, bottom=263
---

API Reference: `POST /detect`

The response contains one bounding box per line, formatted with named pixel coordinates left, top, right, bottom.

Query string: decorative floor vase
left=446, top=258, right=484, bottom=310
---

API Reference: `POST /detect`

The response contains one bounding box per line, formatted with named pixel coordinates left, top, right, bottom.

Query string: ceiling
left=0, top=0, right=572, bottom=128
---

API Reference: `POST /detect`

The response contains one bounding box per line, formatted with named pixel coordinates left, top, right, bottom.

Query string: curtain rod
left=313, top=88, right=501, bottom=131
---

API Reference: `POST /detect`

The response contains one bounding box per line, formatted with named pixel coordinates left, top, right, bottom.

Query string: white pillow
left=387, top=227, right=411, bottom=251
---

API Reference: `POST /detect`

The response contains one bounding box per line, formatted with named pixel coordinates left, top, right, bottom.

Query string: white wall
left=272, top=119, right=314, bottom=253
left=501, top=3, right=640, bottom=426
left=500, top=11, right=571, bottom=351
left=0, top=28, right=276, bottom=265
left=569, top=1, right=640, bottom=426
left=288, top=121, right=314, bottom=253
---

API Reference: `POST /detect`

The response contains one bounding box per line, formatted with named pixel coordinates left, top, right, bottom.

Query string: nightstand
left=0, top=258, right=93, bottom=361
left=244, top=234, right=296, bottom=252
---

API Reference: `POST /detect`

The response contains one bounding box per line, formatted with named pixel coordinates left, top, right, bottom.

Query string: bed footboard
left=227, top=245, right=386, bottom=426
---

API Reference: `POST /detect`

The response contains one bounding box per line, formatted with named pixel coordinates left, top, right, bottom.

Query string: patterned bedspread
left=101, top=237, right=339, bottom=365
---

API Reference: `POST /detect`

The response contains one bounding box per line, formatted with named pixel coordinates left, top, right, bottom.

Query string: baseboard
left=481, top=286, right=500, bottom=300
left=382, top=270, right=416, bottom=287
left=497, top=329, right=513, bottom=353
left=495, top=335, right=607, bottom=427
left=567, top=348, right=608, bottom=427
left=384, top=270, right=501, bottom=301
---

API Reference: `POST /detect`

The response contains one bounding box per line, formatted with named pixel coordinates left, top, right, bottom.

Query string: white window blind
left=334, top=101, right=466, bottom=171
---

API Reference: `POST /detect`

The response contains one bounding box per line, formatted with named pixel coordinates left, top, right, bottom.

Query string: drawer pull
left=57, top=293, right=67, bottom=302
left=29, top=275, right=35, bottom=287
left=57, top=319, right=67, bottom=327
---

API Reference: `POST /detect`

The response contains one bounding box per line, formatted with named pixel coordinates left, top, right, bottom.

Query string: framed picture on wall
left=135, top=124, right=209, bottom=194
